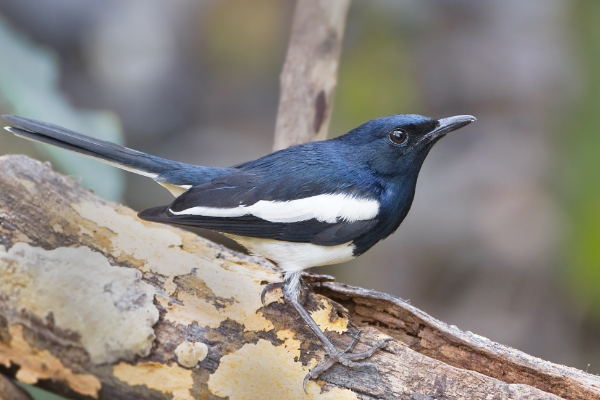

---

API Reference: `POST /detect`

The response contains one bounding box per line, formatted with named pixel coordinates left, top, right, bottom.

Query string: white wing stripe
left=169, top=193, right=379, bottom=223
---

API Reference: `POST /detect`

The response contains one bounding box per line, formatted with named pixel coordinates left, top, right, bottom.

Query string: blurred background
left=0, top=0, right=599, bottom=398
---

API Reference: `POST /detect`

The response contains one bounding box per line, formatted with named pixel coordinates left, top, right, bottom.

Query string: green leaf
left=0, top=15, right=125, bottom=201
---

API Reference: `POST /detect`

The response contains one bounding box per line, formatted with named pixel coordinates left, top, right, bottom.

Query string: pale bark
left=1, top=155, right=599, bottom=400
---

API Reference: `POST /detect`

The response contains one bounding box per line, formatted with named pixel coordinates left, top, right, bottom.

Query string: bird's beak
left=427, top=115, right=476, bottom=140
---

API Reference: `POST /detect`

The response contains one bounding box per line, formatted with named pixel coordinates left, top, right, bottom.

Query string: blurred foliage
left=331, top=5, right=418, bottom=136
left=565, top=1, right=600, bottom=316
left=17, top=382, right=66, bottom=400
left=0, top=15, right=125, bottom=201
left=203, top=0, right=287, bottom=79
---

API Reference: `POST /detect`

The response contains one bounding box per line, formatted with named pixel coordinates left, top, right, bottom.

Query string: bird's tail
left=3, top=115, right=231, bottom=195
left=3, top=114, right=184, bottom=178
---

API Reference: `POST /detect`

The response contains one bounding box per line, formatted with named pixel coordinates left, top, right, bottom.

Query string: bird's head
left=338, top=114, right=476, bottom=178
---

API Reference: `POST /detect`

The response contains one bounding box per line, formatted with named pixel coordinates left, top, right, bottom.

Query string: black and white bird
left=3, top=113, right=475, bottom=388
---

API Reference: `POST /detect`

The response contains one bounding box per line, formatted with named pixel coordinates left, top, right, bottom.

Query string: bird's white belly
left=226, top=235, right=356, bottom=272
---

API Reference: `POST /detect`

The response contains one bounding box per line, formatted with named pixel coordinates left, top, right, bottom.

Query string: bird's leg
left=261, top=275, right=311, bottom=306
left=281, top=272, right=392, bottom=392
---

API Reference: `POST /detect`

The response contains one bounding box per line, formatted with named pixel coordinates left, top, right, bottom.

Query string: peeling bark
left=272, top=0, right=351, bottom=150
left=1, top=155, right=599, bottom=399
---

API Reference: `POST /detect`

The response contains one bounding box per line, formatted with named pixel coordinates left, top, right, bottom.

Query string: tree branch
left=0, top=374, right=33, bottom=400
left=1, top=155, right=598, bottom=399
left=272, top=0, right=351, bottom=150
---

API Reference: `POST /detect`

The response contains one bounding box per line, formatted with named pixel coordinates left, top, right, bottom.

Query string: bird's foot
left=279, top=273, right=391, bottom=392
left=302, top=330, right=392, bottom=393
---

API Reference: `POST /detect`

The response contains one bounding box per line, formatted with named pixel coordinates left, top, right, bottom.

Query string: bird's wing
left=138, top=206, right=378, bottom=245
left=138, top=172, right=380, bottom=246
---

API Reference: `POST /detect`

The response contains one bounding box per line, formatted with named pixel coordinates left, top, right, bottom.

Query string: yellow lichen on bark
left=72, top=202, right=277, bottom=332
left=310, top=298, right=348, bottom=334
left=113, top=361, right=195, bottom=400
left=0, top=324, right=101, bottom=398
left=164, top=275, right=177, bottom=296
left=157, top=293, right=225, bottom=328
left=208, top=330, right=358, bottom=400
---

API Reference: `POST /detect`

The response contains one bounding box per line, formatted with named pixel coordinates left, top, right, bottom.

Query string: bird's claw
left=260, top=282, right=283, bottom=306
left=302, top=334, right=392, bottom=394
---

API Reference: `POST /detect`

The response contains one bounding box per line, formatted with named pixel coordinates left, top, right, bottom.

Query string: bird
left=3, top=113, right=475, bottom=389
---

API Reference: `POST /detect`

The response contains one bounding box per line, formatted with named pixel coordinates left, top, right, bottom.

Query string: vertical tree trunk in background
left=273, top=0, right=351, bottom=150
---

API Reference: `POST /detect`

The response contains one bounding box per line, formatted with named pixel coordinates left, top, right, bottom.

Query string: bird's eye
left=389, top=128, right=408, bottom=145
